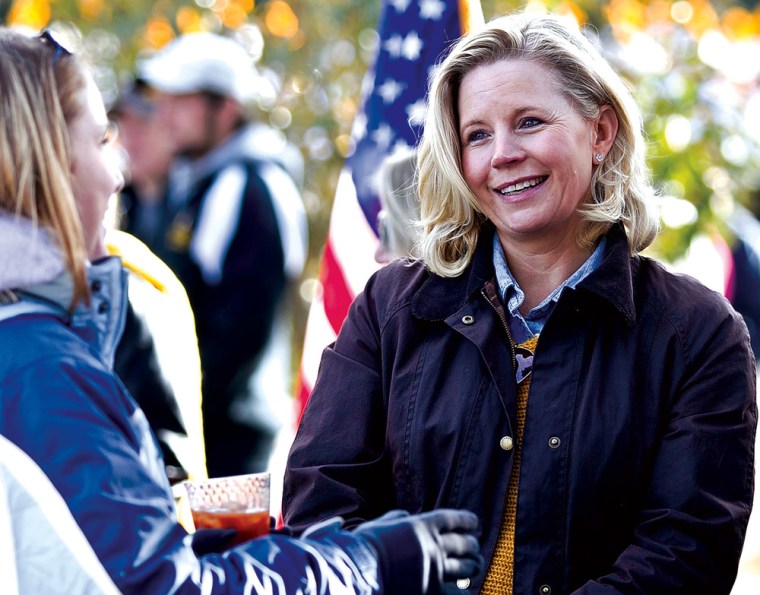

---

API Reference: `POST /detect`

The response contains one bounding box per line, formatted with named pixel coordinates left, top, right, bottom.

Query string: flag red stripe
left=320, top=238, right=355, bottom=335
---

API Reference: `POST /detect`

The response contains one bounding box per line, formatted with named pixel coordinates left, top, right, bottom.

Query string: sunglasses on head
left=38, top=29, right=72, bottom=65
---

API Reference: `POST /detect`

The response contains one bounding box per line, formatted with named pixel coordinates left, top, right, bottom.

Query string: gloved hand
left=354, top=509, right=482, bottom=594
left=190, top=528, right=238, bottom=555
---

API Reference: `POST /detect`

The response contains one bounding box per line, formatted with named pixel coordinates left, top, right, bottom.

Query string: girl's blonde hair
left=417, top=12, right=659, bottom=277
left=0, top=29, right=89, bottom=308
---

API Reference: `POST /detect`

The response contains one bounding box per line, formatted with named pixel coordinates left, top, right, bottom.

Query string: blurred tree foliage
left=4, top=0, right=760, bottom=348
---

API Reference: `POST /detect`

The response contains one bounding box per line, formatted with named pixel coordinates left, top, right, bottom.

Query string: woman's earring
left=594, top=153, right=604, bottom=163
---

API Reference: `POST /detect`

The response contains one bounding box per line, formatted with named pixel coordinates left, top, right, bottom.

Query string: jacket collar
left=412, top=223, right=637, bottom=326
left=0, top=262, right=127, bottom=373
left=576, top=224, right=636, bottom=326
left=412, top=224, right=498, bottom=322
left=70, top=257, right=128, bottom=368
left=7, top=257, right=127, bottom=369
left=0, top=209, right=128, bottom=367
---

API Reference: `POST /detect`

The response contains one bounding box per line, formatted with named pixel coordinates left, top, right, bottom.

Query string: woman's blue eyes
left=463, top=117, right=543, bottom=144
left=519, top=117, right=542, bottom=128
left=466, top=130, right=488, bottom=143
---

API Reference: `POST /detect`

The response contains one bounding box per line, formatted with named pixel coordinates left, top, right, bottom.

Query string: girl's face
left=68, top=75, right=124, bottom=260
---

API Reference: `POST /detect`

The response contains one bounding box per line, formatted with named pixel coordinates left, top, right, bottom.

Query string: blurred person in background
left=108, top=83, right=207, bottom=488
left=110, top=79, right=174, bottom=248
left=0, top=26, right=482, bottom=594
left=138, top=32, right=308, bottom=477
left=726, top=202, right=760, bottom=363
left=284, top=12, right=757, bottom=594
left=375, top=145, right=421, bottom=264
left=724, top=199, right=760, bottom=595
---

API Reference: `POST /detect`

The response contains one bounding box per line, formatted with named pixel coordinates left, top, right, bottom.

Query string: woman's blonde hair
left=417, top=12, right=659, bottom=277
left=0, top=28, right=88, bottom=308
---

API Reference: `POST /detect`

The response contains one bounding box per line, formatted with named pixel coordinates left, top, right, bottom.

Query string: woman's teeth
left=500, top=177, right=545, bottom=195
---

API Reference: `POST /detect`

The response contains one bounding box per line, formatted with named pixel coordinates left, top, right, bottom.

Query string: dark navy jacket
left=132, top=122, right=308, bottom=477
left=285, top=224, right=757, bottom=594
left=156, top=155, right=288, bottom=476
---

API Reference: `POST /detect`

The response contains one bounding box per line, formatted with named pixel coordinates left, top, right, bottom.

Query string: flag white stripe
left=329, top=170, right=383, bottom=296
left=300, top=290, right=338, bottom=389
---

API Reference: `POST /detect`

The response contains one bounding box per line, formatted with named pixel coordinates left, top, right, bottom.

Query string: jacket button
left=499, top=436, right=514, bottom=451
left=462, top=315, right=474, bottom=325
left=539, top=585, right=551, bottom=595
left=97, top=302, right=109, bottom=314
left=90, top=280, right=102, bottom=292
left=548, top=436, right=560, bottom=449
left=456, top=578, right=470, bottom=589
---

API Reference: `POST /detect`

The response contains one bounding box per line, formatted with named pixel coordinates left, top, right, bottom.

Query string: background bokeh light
left=3, top=0, right=760, bottom=367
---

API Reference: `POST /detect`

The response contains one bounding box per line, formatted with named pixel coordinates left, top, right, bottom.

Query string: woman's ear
left=592, top=105, right=618, bottom=161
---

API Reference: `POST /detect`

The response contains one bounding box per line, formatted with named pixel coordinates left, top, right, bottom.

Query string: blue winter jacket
left=0, top=212, right=427, bottom=594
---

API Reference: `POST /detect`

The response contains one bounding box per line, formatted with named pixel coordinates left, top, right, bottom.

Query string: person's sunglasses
left=38, top=29, right=72, bottom=65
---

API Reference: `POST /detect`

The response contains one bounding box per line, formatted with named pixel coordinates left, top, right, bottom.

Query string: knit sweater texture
left=481, top=334, right=540, bottom=594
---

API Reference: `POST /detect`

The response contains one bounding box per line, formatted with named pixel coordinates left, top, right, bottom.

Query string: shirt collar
left=493, top=233, right=607, bottom=319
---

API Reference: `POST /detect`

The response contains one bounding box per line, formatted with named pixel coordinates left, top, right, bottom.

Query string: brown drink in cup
left=184, top=472, right=270, bottom=546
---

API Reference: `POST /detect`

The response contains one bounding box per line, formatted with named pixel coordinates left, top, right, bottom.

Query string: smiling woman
left=283, top=10, right=757, bottom=595
left=457, top=57, right=617, bottom=306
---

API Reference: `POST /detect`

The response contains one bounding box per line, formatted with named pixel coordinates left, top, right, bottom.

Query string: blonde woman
left=285, top=12, right=757, bottom=594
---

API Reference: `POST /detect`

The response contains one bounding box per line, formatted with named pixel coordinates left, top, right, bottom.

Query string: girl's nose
left=112, top=166, right=125, bottom=195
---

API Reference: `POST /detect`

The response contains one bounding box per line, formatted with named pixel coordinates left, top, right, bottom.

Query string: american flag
left=295, top=0, right=484, bottom=420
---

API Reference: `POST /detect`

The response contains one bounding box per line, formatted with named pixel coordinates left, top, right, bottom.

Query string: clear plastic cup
left=184, top=472, right=270, bottom=545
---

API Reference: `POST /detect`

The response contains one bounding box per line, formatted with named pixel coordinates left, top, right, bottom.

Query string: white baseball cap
left=137, top=33, right=259, bottom=104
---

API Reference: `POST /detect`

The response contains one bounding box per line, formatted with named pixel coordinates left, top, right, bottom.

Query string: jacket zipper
left=481, top=285, right=517, bottom=372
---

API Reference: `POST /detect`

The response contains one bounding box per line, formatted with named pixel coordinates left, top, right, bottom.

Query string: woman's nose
left=491, top=132, right=525, bottom=167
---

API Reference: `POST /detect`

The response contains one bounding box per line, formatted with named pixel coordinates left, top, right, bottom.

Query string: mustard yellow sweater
left=481, top=334, right=539, bottom=594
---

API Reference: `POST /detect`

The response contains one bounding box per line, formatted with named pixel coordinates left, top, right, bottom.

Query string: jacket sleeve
left=283, top=273, right=396, bottom=532
left=575, top=299, right=757, bottom=594
left=0, top=435, right=120, bottom=595
left=2, top=345, right=425, bottom=594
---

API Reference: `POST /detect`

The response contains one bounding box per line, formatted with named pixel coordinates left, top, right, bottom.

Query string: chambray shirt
left=493, top=234, right=606, bottom=344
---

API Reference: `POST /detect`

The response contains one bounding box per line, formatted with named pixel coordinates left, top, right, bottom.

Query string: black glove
left=190, top=528, right=238, bottom=556
left=354, top=509, right=482, bottom=594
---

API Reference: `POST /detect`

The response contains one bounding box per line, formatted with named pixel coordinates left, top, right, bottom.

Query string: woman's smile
left=495, top=175, right=548, bottom=199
